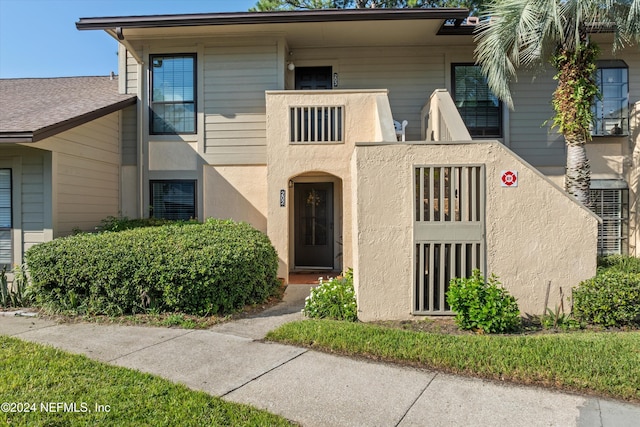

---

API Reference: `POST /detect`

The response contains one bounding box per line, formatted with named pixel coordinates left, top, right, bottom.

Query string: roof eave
left=76, top=8, right=470, bottom=31
left=0, top=96, right=136, bottom=144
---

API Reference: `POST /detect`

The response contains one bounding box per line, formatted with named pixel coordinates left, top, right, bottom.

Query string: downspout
left=106, top=27, right=144, bottom=65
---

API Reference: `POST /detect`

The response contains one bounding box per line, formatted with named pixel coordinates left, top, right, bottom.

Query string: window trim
left=591, top=60, right=629, bottom=137
left=149, top=53, right=197, bottom=135
left=589, top=180, right=629, bottom=256
left=0, top=168, right=13, bottom=267
left=451, top=63, right=503, bottom=138
left=149, top=179, right=197, bottom=221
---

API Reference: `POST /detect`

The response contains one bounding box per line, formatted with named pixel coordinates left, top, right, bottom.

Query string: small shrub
left=540, top=307, right=583, bottom=331
left=446, top=270, right=521, bottom=333
left=572, top=270, right=640, bottom=327
left=303, top=269, right=357, bottom=321
left=0, top=264, right=32, bottom=308
left=96, top=215, right=195, bottom=232
left=25, top=218, right=280, bottom=316
left=597, top=255, right=640, bottom=274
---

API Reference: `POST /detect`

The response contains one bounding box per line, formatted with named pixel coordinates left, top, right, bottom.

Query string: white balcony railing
left=290, top=105, right=344, bottom=143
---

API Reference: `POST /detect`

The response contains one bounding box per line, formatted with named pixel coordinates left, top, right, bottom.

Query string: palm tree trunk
left=565, top=133, right=591, bottom=208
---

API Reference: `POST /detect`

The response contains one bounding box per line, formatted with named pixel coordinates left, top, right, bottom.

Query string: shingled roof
left=0, top=76, right=137, bottom=142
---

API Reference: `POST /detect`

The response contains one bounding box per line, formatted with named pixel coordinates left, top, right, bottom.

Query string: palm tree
left=474, top=0, right=639, bottom=207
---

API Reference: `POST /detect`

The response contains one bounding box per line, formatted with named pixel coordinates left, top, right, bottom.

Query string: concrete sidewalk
left=1, top=285, right=639, bottom=427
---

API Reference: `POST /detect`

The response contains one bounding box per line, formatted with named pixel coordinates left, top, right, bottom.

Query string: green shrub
left=303, top=269, right=357, bottom=321
left=96, top=215, right=196, bottom=232
left=572, top=270, right=640, bottom=327
left=0, top=264, right=32, bottom=308
left=597, top=255, right=640, bottom=274
left=446, top=270, right=521, bottom=333
left=25, top=218, right=280, bottom=316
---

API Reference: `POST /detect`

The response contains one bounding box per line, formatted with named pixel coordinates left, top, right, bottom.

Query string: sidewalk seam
left=106, top=329, right=196, bottom=363
left=220, top=348, right=309, bottom=398
left=394, top=372, right=438, bottom=427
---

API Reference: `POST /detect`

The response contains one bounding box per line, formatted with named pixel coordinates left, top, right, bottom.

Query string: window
left=0, top=169, right=12, bottom=266
left=591, top=60, right=629, bottom=136
left=150, top=180, right=196, bottom=220
left=452, top=64, right=502, bottom=137
left=150, top=54, right=196, bottom=134
left=590, top=180, right=629, bottom=256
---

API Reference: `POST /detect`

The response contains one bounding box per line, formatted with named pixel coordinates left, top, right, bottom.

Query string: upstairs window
left=150, top=54, right=196, bottom=134
left=452, top=64, right=502, bottom=138
left=591, top=60, right=629, bottom=136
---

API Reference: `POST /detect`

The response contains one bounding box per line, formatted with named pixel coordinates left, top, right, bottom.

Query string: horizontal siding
left=204, top=42, right=279, bottom=164
left=122, top=104, right=137, bottom=166
left=509, top=67, right=565, bottom=167
left=48, top=113, right=121, bottom=236
left=295, top=46, right=446, bottom=141
left=126, top=52, right=138, bottom=95
left=21, top=155, right=45, bottom=233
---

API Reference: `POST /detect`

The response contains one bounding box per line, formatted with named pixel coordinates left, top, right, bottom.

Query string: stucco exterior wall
left=203, top=165, right=268, bottom=232
left=266, top=89, right=395, bottom=279
left=352, top=142, right=598, bottom=321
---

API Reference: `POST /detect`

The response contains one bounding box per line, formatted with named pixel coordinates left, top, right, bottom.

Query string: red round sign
left=501, top=171, right=517, bottom=186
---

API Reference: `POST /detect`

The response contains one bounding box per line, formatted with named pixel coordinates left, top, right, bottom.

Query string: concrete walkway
left=1, top=284, right=639, bottom=427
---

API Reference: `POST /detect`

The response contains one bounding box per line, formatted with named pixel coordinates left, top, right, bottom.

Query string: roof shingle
left=0, top=76, right=137, bottom=142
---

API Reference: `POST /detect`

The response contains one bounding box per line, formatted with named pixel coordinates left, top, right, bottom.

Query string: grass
left=266, top=319, right=640, bottom=403
left=0, top=336, right=295, bottom=427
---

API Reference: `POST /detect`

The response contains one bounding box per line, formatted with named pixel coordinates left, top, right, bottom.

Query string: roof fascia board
left=0, top=97, right=136, bottom=144
left=76, top=8, right=470, bottom=30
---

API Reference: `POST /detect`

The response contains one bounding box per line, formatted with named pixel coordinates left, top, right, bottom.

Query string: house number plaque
left=280, top=189, right=286, bottom=207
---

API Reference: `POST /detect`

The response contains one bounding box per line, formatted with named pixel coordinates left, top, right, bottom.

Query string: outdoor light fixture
left=287, top=62, right=295, bottom=71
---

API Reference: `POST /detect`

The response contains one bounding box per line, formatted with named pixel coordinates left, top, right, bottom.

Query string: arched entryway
left=289, top=173, right=342, bottom=272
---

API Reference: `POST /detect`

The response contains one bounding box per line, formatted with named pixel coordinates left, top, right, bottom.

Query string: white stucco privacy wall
left=352, top=141, right=599, bottom=321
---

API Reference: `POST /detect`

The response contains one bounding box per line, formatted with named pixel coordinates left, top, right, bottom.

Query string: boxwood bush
left=25, top=218, right=280, bottom=316
left=446, top=270, right=521, bottom=333
left=573, top=270, right=640, bottom=327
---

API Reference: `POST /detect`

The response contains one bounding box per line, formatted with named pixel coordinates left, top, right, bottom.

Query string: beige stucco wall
left=629, top=102, right=640, bottom=256
left=352, top=141, right=599, bottom=321
left=203, top=165, right=268, bottom=232
left=265, top=89, right=396, bottom=279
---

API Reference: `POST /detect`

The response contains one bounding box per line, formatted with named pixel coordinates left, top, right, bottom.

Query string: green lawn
left=0, top=336, right=294, bottom=427
left=266, top=319, right=640, bottom=403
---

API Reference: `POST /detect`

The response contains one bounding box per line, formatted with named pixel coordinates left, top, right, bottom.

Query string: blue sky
left=0, top=0, right=258, bottom=78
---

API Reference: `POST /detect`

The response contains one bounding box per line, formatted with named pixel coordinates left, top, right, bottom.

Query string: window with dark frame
left=150, top=180, right=196, bottom=221
left=0, top=169, right=12, bottom=266
left=452, top=64, right=502, bottom=138
left=150, top=54, right=196, bottom=135
left=591, top=60, right=629, bottom=136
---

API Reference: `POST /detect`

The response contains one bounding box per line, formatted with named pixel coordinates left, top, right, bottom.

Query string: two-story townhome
left=7, top=8, right=633, bottom=320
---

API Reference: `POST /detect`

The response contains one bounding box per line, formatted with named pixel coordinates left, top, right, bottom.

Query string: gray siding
left=34, top=112, right=121, bottom=236
left=509, top=67, right=564, bottom=167
left=122, top=104, right=137, bottom=165
left=203, top=43, right=279, bottom=164
left=294, top=46, right=446, bottom=141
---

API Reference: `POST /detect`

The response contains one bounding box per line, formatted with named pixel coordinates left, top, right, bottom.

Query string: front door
left=295, top=66, right=333, bottom=90
left=295, top=183, right=334, bottom=268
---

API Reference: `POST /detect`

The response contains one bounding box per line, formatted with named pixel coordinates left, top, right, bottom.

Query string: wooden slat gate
left=414, top=165, right=486, bottom=315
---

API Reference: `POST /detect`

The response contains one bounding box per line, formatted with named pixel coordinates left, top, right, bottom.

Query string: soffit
left=110, top=19, right=469, bottom=48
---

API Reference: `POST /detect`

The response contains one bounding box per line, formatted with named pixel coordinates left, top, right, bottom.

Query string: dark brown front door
left=295, top=183, right=334, bottom=268
left=295, top=66, right=332, bottom=90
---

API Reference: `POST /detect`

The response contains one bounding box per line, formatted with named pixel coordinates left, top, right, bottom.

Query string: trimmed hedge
left=25, top=219, right=280, bottom=316
left=573, top=270, right=640, bottom=327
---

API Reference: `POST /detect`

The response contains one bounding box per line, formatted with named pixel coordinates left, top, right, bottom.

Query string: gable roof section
left=0, top=76, right=137, bottom=143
